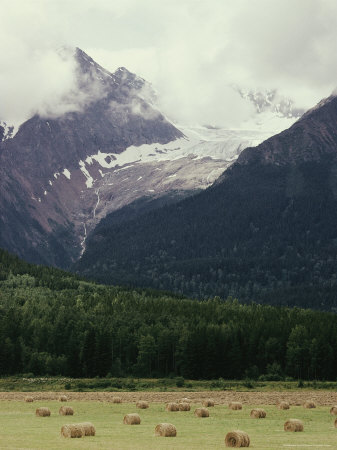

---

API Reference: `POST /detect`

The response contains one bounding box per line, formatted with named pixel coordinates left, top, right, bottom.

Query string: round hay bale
left=61, top=424, right=85, bottom=438
left=136, top=400, right=149, bottom=409
left=123, top=413, right=141, bottom=425
left=155, top=423, right=177, bottom=437
left=202, top=399, right=215, bottom=407
left=229, top=402, right=242, bottom=410
left=330, top=406, right=337, bottom=415
left=81, top=422, right=96, bottom=436
left=59, top=395, right=67, bottom=402
left=179, top=398, right=191, bottom=404
left=250, top=408, right=266, bottom=419
left=278, top=401, right=290, bottom=410
left=194, top=407, right=209, bottom=417
left=165, top=402, right=179, bottom=412
left=35, top=407, right=51, bottom=417
left=59, top=406, right=74, bottom=416
left=24, top=396, right=34, bottom=403
left=334, top=418, right=337, bottom=428
left=112, top=396, right=122, bottom=404
left=303, top=400, right=316, bottom=409
left=225, top=430, right=250, bottom=447
left=179, top=402, right=190, bottom=411
left=284, top=419, right=304, bottom=432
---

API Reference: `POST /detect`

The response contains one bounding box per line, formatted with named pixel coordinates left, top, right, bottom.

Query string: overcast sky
left=2, top=0, right=337, bottom=127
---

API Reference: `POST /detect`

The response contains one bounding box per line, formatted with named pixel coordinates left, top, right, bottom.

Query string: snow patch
left=62, top=168, right=71, bottom=179
left=81, top=124, right=280, bottom=177
left=76, top=116, right=298, bottom=191
left=79, top=160, right=94, bottom=188
left=0, top=121, right=16, bottom=140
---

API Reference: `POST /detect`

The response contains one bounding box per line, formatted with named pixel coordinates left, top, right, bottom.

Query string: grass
left=1, top=376, right=337, bottom=392
left=0, top=400, right=336, bottom=449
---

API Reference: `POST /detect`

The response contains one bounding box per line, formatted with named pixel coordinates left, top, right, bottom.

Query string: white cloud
left=2, top=0, right=337, bottom=127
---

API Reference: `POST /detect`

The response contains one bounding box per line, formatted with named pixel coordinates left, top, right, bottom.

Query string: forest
left=76, top=158, right=337, bottom=312
left=1, top=248, right=337, bottom=381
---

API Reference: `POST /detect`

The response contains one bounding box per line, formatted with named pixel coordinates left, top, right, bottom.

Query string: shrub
left=175, top=376, right=185, bottom=387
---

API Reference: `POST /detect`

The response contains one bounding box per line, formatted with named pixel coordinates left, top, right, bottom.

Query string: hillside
left=76, top=94, right=337, bottom=311
left=1, top=248, right=337, bottom=380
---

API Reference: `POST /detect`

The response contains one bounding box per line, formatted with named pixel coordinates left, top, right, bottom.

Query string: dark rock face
left=75, top=94, right=337, bottom=310
left=0, top=48, right=182, bottom=267
left=237, top=94, right=337, bottom=166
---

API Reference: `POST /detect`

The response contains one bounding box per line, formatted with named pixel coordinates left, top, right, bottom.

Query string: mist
left=2, top=0, right=337, bottom=128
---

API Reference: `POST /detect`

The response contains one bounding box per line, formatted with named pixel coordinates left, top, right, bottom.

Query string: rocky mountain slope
left=0, top=48, right=301, bottom=267
left=75, top=93, right=337, bottom=311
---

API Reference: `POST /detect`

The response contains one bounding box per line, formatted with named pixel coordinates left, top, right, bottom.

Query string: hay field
left=0, top=395, right=337, bottom=449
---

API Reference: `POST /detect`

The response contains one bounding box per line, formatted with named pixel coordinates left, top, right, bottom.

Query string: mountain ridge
left=75, top=93, right=337, bottom=311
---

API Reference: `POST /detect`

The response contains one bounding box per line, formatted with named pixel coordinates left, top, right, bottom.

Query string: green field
left=0, top=400, right=336, bottom=449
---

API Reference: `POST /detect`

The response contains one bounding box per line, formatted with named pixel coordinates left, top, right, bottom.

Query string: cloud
left=2, top=0, right=337, bottom=127
left=88, top=0, right=337, bottom=125
left=0, top=47, right=77, bottom=125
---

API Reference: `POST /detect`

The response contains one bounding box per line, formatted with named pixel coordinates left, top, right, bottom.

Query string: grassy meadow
left=0, top=399, right=336, bottom=449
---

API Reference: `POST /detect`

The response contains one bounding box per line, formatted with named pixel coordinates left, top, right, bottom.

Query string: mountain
left=0, top=48, right=300, bottom=267
left=75, top=93, right=337, bottom=311
left=0, top=49, right=182, bottom=266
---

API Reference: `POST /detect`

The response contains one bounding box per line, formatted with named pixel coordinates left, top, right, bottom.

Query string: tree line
left=0, top=248, right=337, bottom=380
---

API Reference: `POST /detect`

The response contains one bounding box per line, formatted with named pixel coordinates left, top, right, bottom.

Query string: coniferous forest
left=75, top=158, right=337, bottom=312
left=1, top=248, right=337, bottom=381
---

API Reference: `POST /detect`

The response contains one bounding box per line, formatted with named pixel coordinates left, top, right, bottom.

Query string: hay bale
left=194, top=407, right=209, bottom=417
left=202, top=399, right=215, bottom=407
left=24, top=396, right=34, bottom=403
left=155, top=423, right=177, bottom=437
left=250, top=408, right=266, bottom=419
left=165, top=402, right=179, bottom=412
left=136, top=400, right=149, bottom=409
left=303, top=400, right=316, bottom=409
left=35, top=407, right=51, bottom=417
left=61, top=424, right=85, bottom=438
left=59, top=406, right=74, bottom=416
left=229, top=402, right=242, bottom=410
left=225, top=430, right=250, bottom=447
left=123, top=413, right=141, bottom=425
left=112, top=396, right=122, bottom=404
left=334, top=418, right=337, bottom=428
left=250, top=408, right=266, bottom=418
left=179, top=402, right=191, bottom=411
left=284, top=419, right=304, bottom=432
left=330, top=406, right=337, bottom=415
left=59, top=395, right=67, bottom=402
left=81, top=422, right=96, bottom=436
left=179, top=398, right=191, bottom=404
left=61, top=422, right=95, bottom=438
left=278, top=401, right=290, bottom=410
